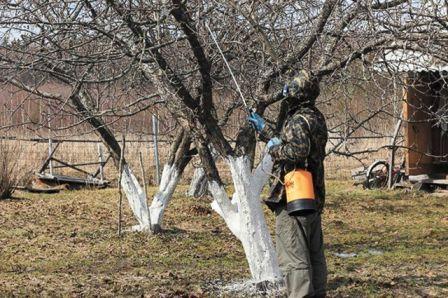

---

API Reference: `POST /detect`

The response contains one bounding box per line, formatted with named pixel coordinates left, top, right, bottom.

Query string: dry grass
left=0, top=181, right=447, bottom=297
left=0, top=141, right=34, bottom=199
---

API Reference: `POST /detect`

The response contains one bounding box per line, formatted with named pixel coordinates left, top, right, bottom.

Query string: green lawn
left=0, top=181, right=447, bottom=297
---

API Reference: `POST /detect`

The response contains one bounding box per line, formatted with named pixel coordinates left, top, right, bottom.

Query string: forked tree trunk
left=71, top=91, right=151, bottom=231
left=211, top=155, right=280, bottom=284
left=197, top=140, right=281, bottom=285
left=149, top=129, right=194, bottom=233
left=71, top=90, right=194, bottom=233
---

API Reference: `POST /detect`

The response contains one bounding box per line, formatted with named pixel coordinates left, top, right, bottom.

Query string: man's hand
left=267, top=137, right=282, bottom=150
left=247, top=112, right=265, bottom=132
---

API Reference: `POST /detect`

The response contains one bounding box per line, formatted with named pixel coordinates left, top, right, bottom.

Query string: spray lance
left=206, top=23, right=282, bottom=131
left=205, top=23, right=253, bottom=115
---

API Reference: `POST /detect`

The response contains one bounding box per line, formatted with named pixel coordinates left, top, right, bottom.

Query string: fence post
left=48, top=138, right=53, bottom=175
left=97, top=143, right=104, bottom=182
left=139, top=151, right=149, bottom=198
left=152, top=114, right=160, bottom=185
left=388, top=117, right=403, bottom=189
left=48, top=110, right=53, bottom=176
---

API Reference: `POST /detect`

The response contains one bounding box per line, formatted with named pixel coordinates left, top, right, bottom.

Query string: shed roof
left=376, top=49, right=448, bottom=73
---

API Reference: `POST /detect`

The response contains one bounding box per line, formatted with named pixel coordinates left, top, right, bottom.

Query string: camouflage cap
left=287, top=70, right=320, bottom=104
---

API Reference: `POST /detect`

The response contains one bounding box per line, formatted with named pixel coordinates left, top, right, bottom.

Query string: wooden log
left=52, top=161, right=103, bottom=168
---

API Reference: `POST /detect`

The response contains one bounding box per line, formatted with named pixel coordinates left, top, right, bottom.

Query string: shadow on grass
left=359, top=203, right=413, bottom=214
left=329, top=276, right=394, bottom=291
left=159, top=227, right=188, bottom=236
left=392, top=274, right=448, bottom=288
left=0, top=195, right=27, bottom=202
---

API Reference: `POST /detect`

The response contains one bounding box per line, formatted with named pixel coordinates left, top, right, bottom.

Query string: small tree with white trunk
left=148, top=128, right=195, bottom=233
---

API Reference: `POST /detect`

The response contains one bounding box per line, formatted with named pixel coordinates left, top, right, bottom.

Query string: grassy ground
left=0, top=181, right=447, bottom=297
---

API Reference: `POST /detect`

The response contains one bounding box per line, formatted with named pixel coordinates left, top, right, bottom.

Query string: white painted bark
left=251, top=153, right=274, bottom=199
left=209, top=181, right=240, bottom=240
left=187, top=167, right=208, bottom=197
left=148, top=163, right=181, bottom=231
left=120, top=164, right=151, bottom=232
left=209, top=154, right=280, bottom=283
left=75, top=91, right=152, bottom=233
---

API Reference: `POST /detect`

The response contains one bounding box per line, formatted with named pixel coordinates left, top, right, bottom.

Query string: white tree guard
left=120, top=164, right=151, bottom=231
left=209, top=154, right=280, bottom=283
left=149, top=163, right=180, bottom=230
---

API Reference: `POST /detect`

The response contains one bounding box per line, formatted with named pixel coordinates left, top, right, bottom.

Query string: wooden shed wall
left=404, top=72, right=448, bottom=176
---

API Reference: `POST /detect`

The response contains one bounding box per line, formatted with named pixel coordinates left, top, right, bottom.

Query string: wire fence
left=1, top=133, right=398, bottom=187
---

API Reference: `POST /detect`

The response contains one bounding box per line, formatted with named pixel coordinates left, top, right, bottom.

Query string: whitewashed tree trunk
left=148, top=163, right=181, bottom=233
left=146, top=129, right=193, bottom=233
left=188, top=148, right=217, bottom=198
left=210, top=154, right=281, bottom=284
left=120, top=164, right=151, bottom=232
left=187, top=167, right=208, bottom=197
left=71, top=91, right=152, bottom=232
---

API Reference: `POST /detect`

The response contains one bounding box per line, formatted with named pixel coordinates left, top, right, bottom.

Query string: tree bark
left=187, top=147, right=218, bottom=198
left=210, top=154, right=280, bottom=283
left=187, top=167, right=208, bottom=198
left=71, top=90, right=151, bottom=231
left=149, top=129, right=195, bottom=233
left=195, top=138, right=281, bottom=284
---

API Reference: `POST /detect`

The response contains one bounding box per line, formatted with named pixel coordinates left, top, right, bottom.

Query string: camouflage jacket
left=260, top=104, right=328, bottom=212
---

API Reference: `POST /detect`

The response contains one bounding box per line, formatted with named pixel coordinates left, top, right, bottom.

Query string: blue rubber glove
left=267, top=137, right=282, bottom=149
left=282, top=84, right=289, bottom=97
left=247, top=112, right=265, bottom=132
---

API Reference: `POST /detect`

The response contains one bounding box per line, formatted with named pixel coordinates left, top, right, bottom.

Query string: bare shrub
left=0, top=141, right=30, bottom=199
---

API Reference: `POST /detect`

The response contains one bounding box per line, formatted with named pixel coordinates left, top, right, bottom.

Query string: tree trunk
left=71, top=90, right=151, bottom=231
left=73, top=91, right=195, bottom=233
left=121, top=164, right=151, bottom=231
left=148, top=129, right=194, bottom=233
left=187, top=167, right=208, bottom=198
left=196, top=138, right=281, bottom=284
left=187, top=148, right=217, bottom=198
left=148, top=163, right=181, bottom=233
left=210, top=155, right=280, bottom=283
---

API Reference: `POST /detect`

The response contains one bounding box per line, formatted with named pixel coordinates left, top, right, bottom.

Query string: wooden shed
left=379, top=49, right=448, bottom=185
left=403, top=71, right=448, bottom=179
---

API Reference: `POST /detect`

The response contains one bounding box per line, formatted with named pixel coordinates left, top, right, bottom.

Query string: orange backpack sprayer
left=283, top=114, right=317, bottom=216
left=284, top=169, right=316, bottom=215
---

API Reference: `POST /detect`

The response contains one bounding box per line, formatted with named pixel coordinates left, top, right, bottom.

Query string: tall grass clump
left=0, top=141, right=30, bottom=199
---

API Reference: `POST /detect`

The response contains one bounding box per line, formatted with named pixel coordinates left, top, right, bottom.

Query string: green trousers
left=275, top=206, right=327, bottom=298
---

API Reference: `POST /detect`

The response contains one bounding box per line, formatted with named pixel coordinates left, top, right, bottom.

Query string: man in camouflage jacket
left=249, top=71, right=328, bottom=297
